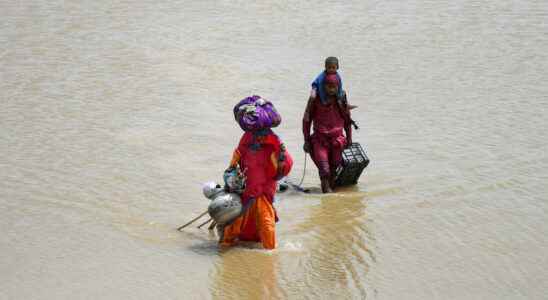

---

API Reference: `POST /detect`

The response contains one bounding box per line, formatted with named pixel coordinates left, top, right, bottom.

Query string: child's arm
left=310, top=72, right=324, bottom=100
left=309, top=87, right=317, bottom=99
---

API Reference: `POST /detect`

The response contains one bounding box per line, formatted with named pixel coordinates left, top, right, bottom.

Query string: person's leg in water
left=220, top=195, right=276, bottom=249
left=220, top=210, right=247, bottom=247
left=312, top=139, right=332, bottom=193
left=220, top=197, right=258, bottom=247
left=328, top=139, right=345, bottom=190
left=255, top=195, right=276, bottom=249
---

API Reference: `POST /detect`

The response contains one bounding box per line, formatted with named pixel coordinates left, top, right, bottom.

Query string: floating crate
left=335, top=143, right=370, bottom=186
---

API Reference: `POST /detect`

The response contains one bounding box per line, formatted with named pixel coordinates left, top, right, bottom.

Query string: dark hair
left=325, top=56, right=339, bottom=68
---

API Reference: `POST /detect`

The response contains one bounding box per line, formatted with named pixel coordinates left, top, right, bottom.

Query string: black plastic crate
left=335, top=143, right=370, bottom=186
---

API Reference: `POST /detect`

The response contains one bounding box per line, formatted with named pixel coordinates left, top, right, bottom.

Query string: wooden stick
left=197, top=217, right=213, bottom=229
left=177, top=210, right=208, bottom=231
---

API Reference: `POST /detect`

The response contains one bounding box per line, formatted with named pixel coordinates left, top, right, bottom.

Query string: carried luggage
left=335, top=143, right=370, bottom=186
left=202, top=181, right=243, bottom=226
left=233, top=95, right=281, bottom=132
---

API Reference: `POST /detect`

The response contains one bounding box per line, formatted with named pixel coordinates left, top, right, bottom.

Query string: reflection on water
left=209, top=189, right=372, bottom=300
left=288, top=189, right=372, bottom=299
left=212, top=249, right=281, bottom=300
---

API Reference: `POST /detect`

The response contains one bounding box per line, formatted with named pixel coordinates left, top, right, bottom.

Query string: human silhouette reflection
left=211, top=247, right=282, bottom=299
left=287, top=186, right=373, bottom=298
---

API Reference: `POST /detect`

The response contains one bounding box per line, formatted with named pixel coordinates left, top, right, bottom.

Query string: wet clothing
left=303, top=92, right=352, bottom=180
left=311, top=71, right=344, bottom=104
left=221, top=130, right=292, bottom=249
left=221, top=195, right=276, bottom=249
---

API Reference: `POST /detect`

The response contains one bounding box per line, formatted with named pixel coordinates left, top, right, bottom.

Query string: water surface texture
left=2, top=1, right=547, bottom=299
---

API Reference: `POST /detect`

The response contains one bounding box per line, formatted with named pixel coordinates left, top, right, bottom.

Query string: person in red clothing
left=220, top=129, right=292, bottom=249
left=303, top=73, right=353, bottom=193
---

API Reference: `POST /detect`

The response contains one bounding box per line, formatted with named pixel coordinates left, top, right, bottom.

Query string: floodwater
left=1, top=1, right=547, bottom=299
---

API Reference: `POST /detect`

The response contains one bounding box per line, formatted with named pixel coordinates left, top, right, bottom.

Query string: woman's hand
left=345, top=138, right=352, bottom=148
left=303, top=141, right=311, bottom=153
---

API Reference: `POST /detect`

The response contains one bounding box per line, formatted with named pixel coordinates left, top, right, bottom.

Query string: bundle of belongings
left=233, top=95, right=281, bottom=132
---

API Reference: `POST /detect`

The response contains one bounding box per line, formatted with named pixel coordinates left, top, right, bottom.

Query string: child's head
left=324, top=56, right=339, bottom=74
left=324, top=73, right=339, bottom=96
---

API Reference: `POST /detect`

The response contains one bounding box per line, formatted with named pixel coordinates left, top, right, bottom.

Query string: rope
left=297, top=152, right=308, bottom=187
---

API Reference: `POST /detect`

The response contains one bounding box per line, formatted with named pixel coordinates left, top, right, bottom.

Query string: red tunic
left=302, top=95, right=352, bottom=177
left=232, top=131, right=289, bottom=205
left=224, top=130, right=293, bottom=245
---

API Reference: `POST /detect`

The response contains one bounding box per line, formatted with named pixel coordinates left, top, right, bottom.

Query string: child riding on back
left=303, top=57, right=355, bottom=193
left=310, top=56, right=344, bottom=104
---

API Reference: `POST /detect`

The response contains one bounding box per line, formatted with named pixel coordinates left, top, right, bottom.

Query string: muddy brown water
left=2, top=1, right=548, bottom=299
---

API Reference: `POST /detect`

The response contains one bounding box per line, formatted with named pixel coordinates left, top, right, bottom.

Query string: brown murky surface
left=2, top=1, right=547, bottom=299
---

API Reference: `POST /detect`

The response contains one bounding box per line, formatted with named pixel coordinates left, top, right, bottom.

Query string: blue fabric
left=250, top=128, right=273, bottom=150
left=311, top=71, right=343, bottom=104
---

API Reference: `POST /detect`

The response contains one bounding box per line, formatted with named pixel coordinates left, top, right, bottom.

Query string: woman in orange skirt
left=221, top=129, right=292, bottom=250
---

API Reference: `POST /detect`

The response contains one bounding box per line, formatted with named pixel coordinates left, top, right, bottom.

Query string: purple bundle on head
left=233, top=95, right=281, bottom=132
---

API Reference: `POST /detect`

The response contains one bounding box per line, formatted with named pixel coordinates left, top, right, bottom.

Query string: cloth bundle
left=233, top=95, right=281, bottom=132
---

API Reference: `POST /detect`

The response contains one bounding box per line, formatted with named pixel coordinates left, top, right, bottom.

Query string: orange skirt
left=220, top=195, right=276, bottom=249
